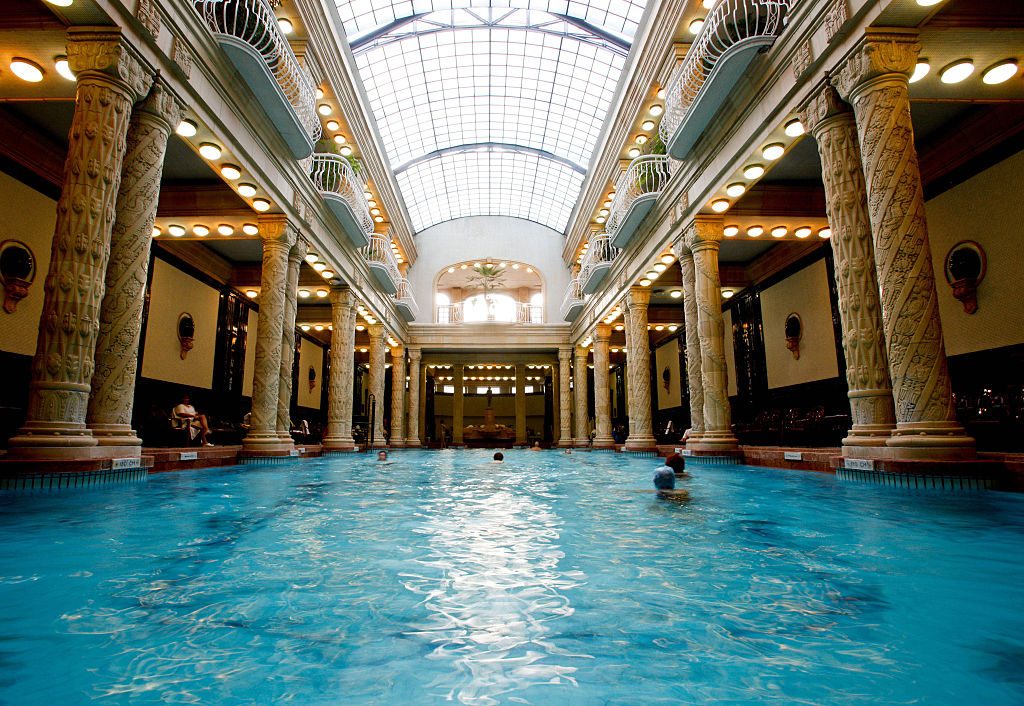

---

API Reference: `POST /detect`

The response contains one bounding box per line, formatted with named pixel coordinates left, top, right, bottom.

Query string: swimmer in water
left=493, top=452, right=504, bottom=463
left=663, top=453, right=690, bottom=478
left=653, top=466, right=689, bottom=502
left=530, top=441, right=543, bottom=451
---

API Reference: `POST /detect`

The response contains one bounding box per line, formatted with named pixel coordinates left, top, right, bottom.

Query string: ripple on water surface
left=1, top=450, right=1024, bottom=704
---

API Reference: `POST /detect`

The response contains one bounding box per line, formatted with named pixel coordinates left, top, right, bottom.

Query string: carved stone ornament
left=177, top=312, right=195, bottom=359
left=944, top=240, right=986, bottom=315
left=784, top=312, right=802, bottom=360
left=0, top=240, right=36, bottom=314
left=793, top=40, right=813, bottom=81
left=136, top=0, right=161, bottom=40
left=824, top=0, right=849, bottom=44
left=171, top=35, right=193, bottom=78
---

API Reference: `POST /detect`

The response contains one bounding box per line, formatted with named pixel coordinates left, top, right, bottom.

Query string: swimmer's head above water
left=377, top=451, right=388, bottom=462
left=653, top=467, right=676, bottom=490
left=493, top=452, right=504, bottom=463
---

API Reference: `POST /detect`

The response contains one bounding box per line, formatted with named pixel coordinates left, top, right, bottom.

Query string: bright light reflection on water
left=0, top=449, right=1023, bottom=705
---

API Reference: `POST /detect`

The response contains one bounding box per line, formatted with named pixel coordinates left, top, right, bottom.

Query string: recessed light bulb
left=312, top=262, right=327, bottom=272
left=982, top=60, right=1019, bottom=85
left=168, top=224, right=185, bottom=237
left=340, top=146, right=353, bottom=156
left=711, top=199, right=730, bottom=213
left=318, top=104, right=332, bottom=116
left=192, top=224, right=209, bottom=237
left=252, top=198, right=271, bottom=212
left=784, top=119, right=805, bottom=137
left=238, top=183, right=257, bottom=198
left=661, top=254, right=675, bottom=264
left=10, top=58, right=44, bottom=82
left=910, top=61, right=930, bottom=83
left=649, top=104, right=664, bottom=117
left=317, top=289, right=329, bottom=298
left=333, top=134, right=346, bottom=145
left=743, top=164, right=765, bottom=180
left=220, top=164, right=241, bottom=180
left=627, top=147, right=641, bottom=158
left=670, top=290, right=683, bottom=299
left=818, top=227, right=832, bottom=239
left=794, top=226, right=812, bottom=238
left=653, top=263, right=667, bottom=273
left=198, top=143, right=222, bottom=160
left=771, top=226, right=788, bottom=238
left=940, top=59, right=974, bottom=84
left=325, top=120, right=340, bottom=131
left=321, top=269, right=335, bottom=279
left=176, top=119, right=198, bottom=137
left=726, top=183, right=746, bottom=198
left=54, top=57, right=75, bottom=81
left=278, top=17, right=293, bottom=33
left=722, top=290, right=735, bottom=299
left=246, top=290, right=258, bottom=299
left=747, top=225, right=763, bottom=237
left=724, top=225, right=739, bottom=237
left=151, top=226, right=161, bottom=237
left=639, top=278, right=652, bottom=287
left=243, top=223, right=259, bottom=236
left=762, top=143, right=785, bottom=161
left=45, top=0, right=73, bottom=6
left=218, top=224, right=235, bottom=236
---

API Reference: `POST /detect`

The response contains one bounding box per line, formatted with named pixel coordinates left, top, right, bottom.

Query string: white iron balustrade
left=579, top=234, right=618, bottom=295
left=606, top=155, right=672, bottom=249
left=660, top=0, right=794, bottom=159
left=394, top=278, right=419, bottom=321
left=309, top=154, right=373, bottom=248
left=560, top=277, right=585, bottom=321
left=435, top=300, right=543, bottom=324
left=437, top=303, right=463, bottom=324
left=194, top=0, right=320, bottom=157
left=363, top=233, right=402, bottom=294
left=516, top=302, right=544, bottom=324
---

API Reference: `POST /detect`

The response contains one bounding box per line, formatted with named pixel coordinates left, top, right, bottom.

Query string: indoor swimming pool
left=1, top=450, right=1023, bottom=704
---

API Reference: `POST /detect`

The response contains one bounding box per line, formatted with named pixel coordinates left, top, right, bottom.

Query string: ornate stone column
left=390, top=345, right=407, bottom=447
left=322, top=287, right=357, bottom=451
left=406, top=347, right=422, bottom=447
left=9, top=30, right=150, bottom=458
left=674, top=244, right=705, bottom=443
left=835, top=31, right=973, bottom=458
left=86, top=78, right=179, bottom=454
left=621, top=298, right=635, bottom=441
left=453, top=364, right=465, bottom=445
left=683, top=218, right=739, bottom=453
left=593, top=324, right=614, bottom=448
left=552, top=358, right=561, bottom=446
left=515, top=364, right=527, bottom=445
left=366, top=324, right=387, bottom=448
left=573, top=345, right=590, bottom=447
left=557, top=347, right=573, bottom=447
left=801, top=82, right=897, bottom=452
left=243, top=215, right=297, bottom=454
left=624, top=288, right=657, bottom=451
left=276, top=238, right=306, bottom=445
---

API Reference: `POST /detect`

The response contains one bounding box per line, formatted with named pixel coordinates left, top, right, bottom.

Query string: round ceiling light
left=168, top=224, right=185, bottom=237
left=818, top=227, right=833, bottom=239
left=726, top=183, right=746, bottom=198
left=238, top=183, right=257, bottom=198
left=982, top=60, right=1019, bottom=85
left=54, top=57, right=75, bottom=81
left=940, top=59, right=974, bottom=84
left=318, top=104, right=332, bottom=116
left=747, top=225, right=764, bottom=237
left=743, top=164, right=765, bottom=180
left=649, top=104, right=664, bottom=117
left=722, top=289, right=735, bottom=299
left=784, top=119, right=805, bottom=137
left=762, top=143, right=785, bottom=161
left=220, top=164, right=241, bottom=180
left=724, top=225, right=739, bottom=237
left=243, top=223, right=259, bottom=236
left=198, top=143, right=222, bottom=160
left=325, top=120, right=340, bottom=131
left=642, top=120, right=655, bottom=131
left=176, top=119, right=198, bottom=137
left=710, top=199, right=730, bottom=213
left=252, top=198, right=271, bottom=212
left=246, top=290, right=258, bottom=299
left=771, top=226, right=788, bottom=238
left=192, top=224, right=209, bottom=237
left=689, top=18, right=705, bottom=34
left=910, top=61, right=930, bottom=83
left=794, top=226, right=812, bottom=239
left=670, top=290, right=683, bottom=299
left=10, top=58, right=44, bottom=82
left=277, top=17, right=293, bottom=34
left=218, top=224, right=235, bottom=236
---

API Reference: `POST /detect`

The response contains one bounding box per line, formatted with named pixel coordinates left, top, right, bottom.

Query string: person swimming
left=493, top=452, right=504, bottom=463
left=663, top=453, right=689, bottom=477
left=653, top=465, right=689, bottom=501
left=529, top=441, right=543, bottom=451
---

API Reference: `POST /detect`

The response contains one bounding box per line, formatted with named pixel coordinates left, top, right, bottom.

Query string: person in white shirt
left=172, top=394, right=213, bottom=446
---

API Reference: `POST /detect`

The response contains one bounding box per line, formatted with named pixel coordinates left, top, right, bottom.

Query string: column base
left=686, top=431, right=739, bottom=453
left=405, top=439, right=421, bottom=448
left=593, top=434, right=615, bottom=449
left=887, top=421, right=975, bottom=460
left=7, top=421, right=99, bottom=459
left=557, top=438, right=573, bottom=448
left=842, top=423, right=896, bottom=449
left=88, top=423, right=144, bottom=452
left=574, top=439, right=591, bottom=448
left=390, top=439, right=406, bottom=448
left=242, top=431, right=295, bottom=455
left=624, top=434, right=657, bottom=452
left=321, top=435, right=356, bottom=452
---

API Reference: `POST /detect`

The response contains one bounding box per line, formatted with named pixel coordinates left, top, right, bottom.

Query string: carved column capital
left=626, top=286, right=651, bottom=310
left=289, top=237, right=309, bottom=265
left=408, top=347, right=422, bottom=362
left=390, top=344, right=405, bottom=359
left=594, top=323, right=611, bottom=343
left=66, top=28, right=151, bottom=101
left=833, top=29, right=920, bottom=101
left=258, top=214, right=297, bottom=250
left=135, top=77, right=182, bottom=133
left=329, top=285, right=356, bottom=309
left=799, top=80, right=853, bottom=137
left=682, top=215, right=725, bottom=252
left=367, top=323, right=386, bottom=342
left=558, top=345, right=573, bottom=364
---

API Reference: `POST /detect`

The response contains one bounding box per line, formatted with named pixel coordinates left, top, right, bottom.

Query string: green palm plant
left=466, top=263, right=507, bottom=322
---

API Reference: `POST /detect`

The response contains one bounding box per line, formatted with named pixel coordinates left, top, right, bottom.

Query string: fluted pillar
left=86, top=78, right=179, bottom=454
left=515, top=364, right=527, bottom=445
left=593, top=324, right=614, bottom=448
left=573, top=345, right=590, bottom=447
left=683, top=218, right=739, bottom=453
left=557, top=347, right=573, bottom=447
left=366, top=324, right=387, bottom=448
left=322, top=287, right=357, bottom=451
left=624, top=288, right=656, bottom=451
left=835, top=30, right=973, bottom=459
left=276, top=238, right=306, bottom=445
left=9, top=31, right=151, bottom=458
left=552, top=358, right=562, bottom=446
left=452, top=364, right=465, bottom=445
left=243, top=215, right=297, bottom=454
left=406, top=347, right=421, bottom=447
left=801, top=82, right=897, bottom=452
left=620, top=299, right=635, bottom=441
left=390, top=345, right=407, bottom=447
left=674, top=244, right=705, bottom=443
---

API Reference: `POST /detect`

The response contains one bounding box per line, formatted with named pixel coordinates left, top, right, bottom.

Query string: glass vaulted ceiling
left=335, top=1, right=648, bottom=233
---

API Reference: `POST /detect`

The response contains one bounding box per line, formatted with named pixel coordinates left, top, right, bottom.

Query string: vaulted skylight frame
left=336, top=1, right=647, bottom=233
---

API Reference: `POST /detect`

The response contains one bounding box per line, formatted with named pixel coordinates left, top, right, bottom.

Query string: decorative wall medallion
left=784, top=312, right=803, bottom=360
left=177, top=312, right=195, bottom=359
left=944, top=240, right=986, bottom=315
left=0, top=240, right=36, bottom=314
left=824, top=0, right=849, bottom=43
left=308, top=365, right=317, bottom=392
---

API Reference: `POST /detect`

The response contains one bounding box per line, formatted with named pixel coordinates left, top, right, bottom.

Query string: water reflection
left=401, top=465, right=587, bottom=704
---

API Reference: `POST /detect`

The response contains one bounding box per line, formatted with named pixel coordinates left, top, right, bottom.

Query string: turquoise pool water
left=1, top=450, right=1023, bottom=704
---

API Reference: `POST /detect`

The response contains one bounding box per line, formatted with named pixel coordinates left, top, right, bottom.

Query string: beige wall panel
left=297, top=339, right=324, bottom=409
left=0, top=172, right=56, bottom=356
left=140, top=259, right=219, bottom=389
left=655, top=339, right=682, bottom=410
left=723, top=308, right=737, bottom=398
left=926, top=150, right=1024, bottom=356
left=760, top=259, right=839, bottom=390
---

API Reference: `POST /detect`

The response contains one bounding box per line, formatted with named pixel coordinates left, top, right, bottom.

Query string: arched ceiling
left=334, top=2, right=649, bottom=234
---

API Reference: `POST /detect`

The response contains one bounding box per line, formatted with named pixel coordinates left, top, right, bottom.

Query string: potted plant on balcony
left=637, top=132, right=667, bottom=194
left=466, top=263, right=507, bottom=322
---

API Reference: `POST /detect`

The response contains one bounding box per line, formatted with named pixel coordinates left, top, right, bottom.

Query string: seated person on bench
left=172, top=394, right=213, bottom=446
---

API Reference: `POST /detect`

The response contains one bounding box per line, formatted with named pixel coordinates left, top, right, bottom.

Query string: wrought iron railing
left=194, top=0, right=320, bottom=143
left=308, top=154, right=373, bottom=234
left=660, top=0, right=793, bottom=145
left=606, top=155, right=672, bottom=238
left=363, top=233, right=401, bottom=289
left=437, top=303, right=463, bottom=324
left=516, top=302, right=544, bottom=324
left=579, top=233, right=618, bottom=287
left=394, top=277, right=419, bottom=318
left=560, top=277, right=584, bottom=320
left=436, top=301, right=543, bottom=324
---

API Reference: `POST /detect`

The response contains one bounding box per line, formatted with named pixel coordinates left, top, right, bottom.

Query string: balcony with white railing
left=194, top=0, right=320, bottom=158
left=363, top=233, right=401, bottom=294
left=660, top=0, right=794, bottom=159
left=435, top=298, right=544, bottom=324
left=309, top=154, right=372, bottom=248
left=607, top=155, right=672, bottom=249
left=579, top=234, right=618, bottom=295
left=394, top=278, right=419, bottom=321
left=560, top=277, right=585, bottom=322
